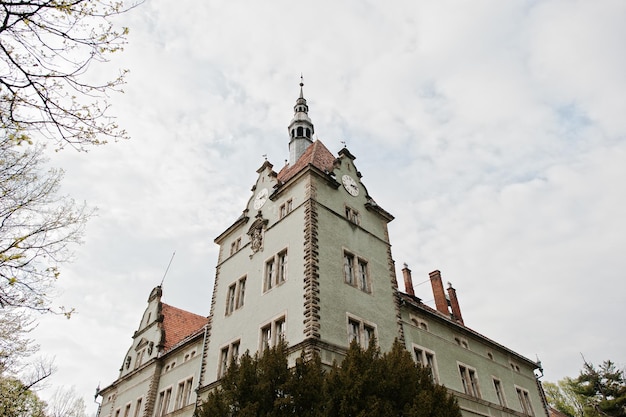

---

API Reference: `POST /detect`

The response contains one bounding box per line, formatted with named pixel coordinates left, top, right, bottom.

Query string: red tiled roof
left=161, top=303, right=208, bottom=351
left=277, top=140, right=336, bottom=183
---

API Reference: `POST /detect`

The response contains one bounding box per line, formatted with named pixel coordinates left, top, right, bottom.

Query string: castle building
left=96, top=83, right=548, bottom=417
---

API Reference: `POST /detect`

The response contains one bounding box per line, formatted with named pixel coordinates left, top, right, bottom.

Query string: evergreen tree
left=571, top=360, right=626, bottom=417
left=196, top=340, right=461, bottom=417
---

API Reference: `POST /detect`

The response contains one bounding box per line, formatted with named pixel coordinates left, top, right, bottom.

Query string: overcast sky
left=31, top=0, right=625, bottom=413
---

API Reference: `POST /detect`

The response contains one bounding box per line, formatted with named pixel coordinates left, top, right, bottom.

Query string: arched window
left=291, top=129, right=295, bottom=138
left=306, top=128, right=311, bottom=138
left=297, top=126, right=303, bottom=137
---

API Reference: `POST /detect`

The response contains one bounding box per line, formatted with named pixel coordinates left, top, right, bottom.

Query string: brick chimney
left=429, top=270, right=449, bottom=316
left=446, top=282, right=464, bottom=325
left=402, top=263, right=415, bottom=296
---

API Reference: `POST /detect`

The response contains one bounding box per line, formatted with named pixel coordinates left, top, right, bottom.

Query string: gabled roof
left=161, top=303, right=208, bottom=352
left=277, top=140, right=336, bottom=183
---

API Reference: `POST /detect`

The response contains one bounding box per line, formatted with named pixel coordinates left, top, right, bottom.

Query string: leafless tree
left=0, top=137, right=92, bottom=313
left=1, top=0, right=135, bottom=149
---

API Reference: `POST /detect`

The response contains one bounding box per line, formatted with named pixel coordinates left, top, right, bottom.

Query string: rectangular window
left=230, top=237, right=241, bottom=255
left=260, top=317, right=286, bottom=352
left=348, top=319, right=360, bottom=343
left=133, top=398, right=142, bottom=417
left=261, top=325, right=271, bottom=352
left=494, top=378, right=506, bottom=407
left=236, top=276, right=246, bottom=308
left=264, top=250, right=288, bottom=292
left=155, top=392, right=164, bottom=417
left=264, top=259, right=275, bottom=291
left=124, top=404, right=131, bottom=417
left=225, top=284, right=236, bottom=315
left=277, top=251, right=287, bottom=284
left=279, top=199, right=293, bottom=219
left=358, top=259, right=369, bottom=293
left=345, top=206, right=360, bottom=224
left=218, top=342, right=240, bottom=378
left=517, top=387, right=534, bottom=415
left=175, top=378, right=193, bottom=409
left=347, top=316, right=376, bottom=347
left=414, top=346, right=439, bottom=383
left=344, top=252, right=355, bottom=285
left=459, top=364, right=481, bottom=398
left=162, top=388, right=172, bottom=416
left=344, top=251, right=370, bottom=292
left=175, top=381, right=185, bottom=410
left=182, top=378, right=193, bottom=407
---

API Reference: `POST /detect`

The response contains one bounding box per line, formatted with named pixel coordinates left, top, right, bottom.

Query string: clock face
left=341, top=175, right=359, bottom=197
left=253, top=188, right=268, bottom=209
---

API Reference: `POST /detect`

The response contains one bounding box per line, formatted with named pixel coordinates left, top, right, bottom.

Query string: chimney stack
left=446, top=282, right=464, bottom=325
left=402, top=263, right=414, bottom=296
left=429, top=270, right=449, bottom=316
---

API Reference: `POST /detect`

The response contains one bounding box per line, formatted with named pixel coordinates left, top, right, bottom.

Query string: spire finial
left=299, top=73, right=304, bottom=98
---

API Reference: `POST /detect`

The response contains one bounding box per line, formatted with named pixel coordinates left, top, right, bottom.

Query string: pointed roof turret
left=288, top=76, right=315, bottom=164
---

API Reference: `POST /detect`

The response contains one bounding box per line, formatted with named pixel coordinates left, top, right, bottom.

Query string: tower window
left=218, top=341, right=240, bottom=378
left=264, top=249, right=288, bottom=292
left=236, top=276, right=246, bottom=309
left=347, top=316, right=376, bottom=347
left=345, top=206, right=360, bottom=225
left=260, top=316, right=286, bottom=352
left=343, top=251, right=370, bottom=293
left=306, top=128, right=311, bottom=137
left=297, top=126, right=303, bottom=136
left=226, top=276, right=246, bottom=315
left=279, top=199, right=293, bottom=219
left=230, top=237, right=241, bottom=255
left=226, top=284, right=236, bottom=315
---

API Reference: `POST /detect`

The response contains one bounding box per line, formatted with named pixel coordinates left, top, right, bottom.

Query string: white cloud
left=27, top=0, right=626, bottom=410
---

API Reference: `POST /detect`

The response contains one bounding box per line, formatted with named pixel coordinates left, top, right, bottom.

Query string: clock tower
left=201, top=82, right=402, bottom=386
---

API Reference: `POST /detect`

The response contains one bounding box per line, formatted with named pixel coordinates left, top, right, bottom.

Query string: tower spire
left=288, top=76, right=315, bottom=165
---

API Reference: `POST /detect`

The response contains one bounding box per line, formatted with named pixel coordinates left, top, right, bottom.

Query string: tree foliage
left=196, top=340, right=461, bottom=417
left=573, top=360, right=626, bottom=417
left=0, top=0, right=133, bottom=149
left=0, top=138, right=91, bottom=313
left=0, top=375, right=47, bottom=417
left=544, top=378, right=585, bottom=417
left=545, top=360, right=626, bottom=417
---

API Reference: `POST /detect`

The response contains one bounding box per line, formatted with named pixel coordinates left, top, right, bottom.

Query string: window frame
left=516, top=386, right=534, bottom=416
left=346, top=314, right=377, bottom=347
left=413, top=344, right=439, bottom=384
left=133, top=398, right=142, bottom=417
left=458, top=363, right=481, bottom=398
left=218, top=341, right=240, bottom=378
left=343, top=250, right=371, bottom=293
left=259, top=316, right=287, bottom=352
left=345, top=205, right=360, bottom=225
left=493, top=377, right=506, bottom=407
left=263, top=249, right=288, bottom=292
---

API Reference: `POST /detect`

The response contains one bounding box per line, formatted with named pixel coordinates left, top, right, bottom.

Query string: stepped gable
left=277, top=139, right=336, bottom=183
left=161, top=303, right=208, bottom=352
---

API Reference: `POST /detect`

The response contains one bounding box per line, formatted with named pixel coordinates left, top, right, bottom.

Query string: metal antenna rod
left=160, top=251, right=176, bottom=287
